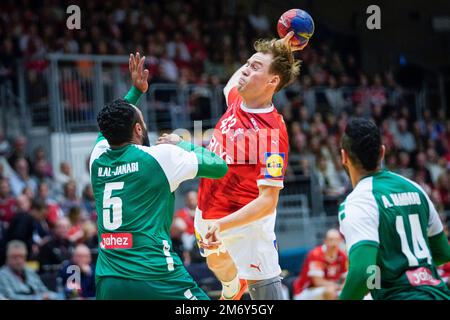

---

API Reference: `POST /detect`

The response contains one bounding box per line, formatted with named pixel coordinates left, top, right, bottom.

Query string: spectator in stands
left=414, top=152, right=434, bottom=187
left=0, top=163, right=5, bottom=180
left=21, top=186, right=35, bottom=201
left=0, top=220, right=7, bottom=266
left=394, top=118, right=417, bottom=153
left=369, top=74, right=387, bottom=109
left=9, top=157, right=37, bottom=197
left=436, top=170, right=450, bottom=211
left=81, top=184, right=96, bottom=222
left=167, top=31, right=191, bottom=62
left=7, top=198, right=50, bottom=259
left=0, top=178, right=17, bottom=225
left=292, top=229, right=347, bottom=300
left=7, top=136, right=32, bottom=171
left=32, top=159, right=55, bottom=193
left=38, top=217, right=74, bottom=273
left=32, top=147, right=53, bottom=179
left=291, top=122, right=307, bottom=154
left=59, top=243, right=95, bottom=299
left=352, top=74, right=371, bottom=109
left=159, top=51, right=179, bottom=83
left=59, top=180, right=81, bottom=215
left=54, top=162, right=74, bottom=196
left=0, top=128, right=11, bottom=157
left=67, top=206, right=85, bottom=244
left=316, top=155, right=348, bottom=197
left=248, top=7, right=270, bottom=35
left=0, top=240, right=59, bottom=300
left=36, top=182, right=62, bottom=228
left=171, top=191, right=197, bottom=265
left=80, top=220, right=98, bottom=253
left=427, top=148, right=446, bottom=185
left=79, top=158, right=91, bottom=193
left=396, top=151, right=414, bottom=180
left=325, top=75, right=346, bottom=114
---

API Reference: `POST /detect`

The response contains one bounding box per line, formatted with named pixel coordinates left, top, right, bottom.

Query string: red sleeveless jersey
left=198, top=87, right=289, bottom=219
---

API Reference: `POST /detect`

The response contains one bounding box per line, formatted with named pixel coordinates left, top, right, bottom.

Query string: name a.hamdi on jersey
left=98, top=162, right=139, bottom=177
left=382, top=192, right=421, bottom=208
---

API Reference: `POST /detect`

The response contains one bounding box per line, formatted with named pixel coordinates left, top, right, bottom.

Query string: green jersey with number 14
left=90, top=134, right=199, bottom=281
left=339, top=170, right=450, bottom=300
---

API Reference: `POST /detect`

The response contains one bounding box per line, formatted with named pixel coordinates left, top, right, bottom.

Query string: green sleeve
left=339, top=243, right=379, bottom=300
left=124, top=86, right=143, bottom=105
left=429, top=231, right=450, bottom=266
left=176, top=140, right=228, bottom=179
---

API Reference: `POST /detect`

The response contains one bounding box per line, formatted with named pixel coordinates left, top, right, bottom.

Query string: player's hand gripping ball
left=277, top=9, right=314, bottom=50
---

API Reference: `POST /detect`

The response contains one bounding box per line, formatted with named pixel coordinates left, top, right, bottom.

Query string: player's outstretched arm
left=93, top=52, right=148, bottom=144
left=339, top=244, right=378, bottom=300
left=124, top=52, right=149, bottom=105
left=157, top=133, right=228, bottom=179
left=429, top=231, right=450, bottom=266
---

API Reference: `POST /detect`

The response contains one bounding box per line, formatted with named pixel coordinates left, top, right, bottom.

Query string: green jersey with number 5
left=339, top=170, right=450, bottom=300
left=90, top=134, right=199, bottom=281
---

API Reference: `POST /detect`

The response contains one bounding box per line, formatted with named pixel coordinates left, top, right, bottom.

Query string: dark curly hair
left=341, top=118, right=382, bottom=171
left=97, top=99, right=140, bottom=145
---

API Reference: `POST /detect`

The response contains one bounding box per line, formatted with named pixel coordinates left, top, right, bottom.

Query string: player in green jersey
left=92, top=53, right=228, bottom=300
left=338, top=118, right=450, bottom=300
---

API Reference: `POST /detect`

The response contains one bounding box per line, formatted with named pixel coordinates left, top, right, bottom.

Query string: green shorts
left=96, top=272, right=210, bottom=300
left=375, top=285, right=450, bottom=300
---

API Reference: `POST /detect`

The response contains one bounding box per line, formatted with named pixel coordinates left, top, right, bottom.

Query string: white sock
left=222, top=275, right=240, bottom=298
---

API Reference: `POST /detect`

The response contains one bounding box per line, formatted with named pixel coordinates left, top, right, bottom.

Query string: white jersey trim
left=339, top=177, right=380, bottom=253
left=134, top=144, right=198, bottom=193
left=240, top=102, right=274, bottom=114
left=257, top=179, right=284, bottom=188
left=89, top=138, right=110, bottom=178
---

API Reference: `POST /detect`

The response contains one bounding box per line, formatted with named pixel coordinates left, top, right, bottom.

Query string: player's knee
left=206, top=254, right=227, bottom=270
left=207, top=253, right=235, bottom=273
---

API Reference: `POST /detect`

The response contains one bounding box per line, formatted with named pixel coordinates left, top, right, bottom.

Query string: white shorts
left=194, top=208, right=281, bottom=281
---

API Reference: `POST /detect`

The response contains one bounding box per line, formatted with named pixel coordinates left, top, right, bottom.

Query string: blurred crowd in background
left=0, top=0, right=449, bottom=300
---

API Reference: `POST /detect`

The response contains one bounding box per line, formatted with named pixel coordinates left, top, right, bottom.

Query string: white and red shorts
left=194, top=207, right=281, bottom=281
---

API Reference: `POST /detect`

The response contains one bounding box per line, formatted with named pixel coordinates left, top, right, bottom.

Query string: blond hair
left=254, top=39, right=301, bottom=92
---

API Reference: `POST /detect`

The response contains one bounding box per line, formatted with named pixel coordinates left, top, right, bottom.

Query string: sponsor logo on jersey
left=250, top=262, right=262, bottom=272
left=405, top=267, right=441, bottom=287
left=264, top=152, right=285, bottom=178
left=100, top=233, right=133, bottom=249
